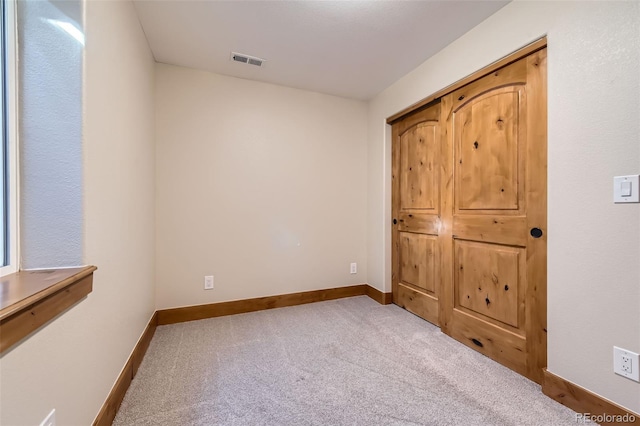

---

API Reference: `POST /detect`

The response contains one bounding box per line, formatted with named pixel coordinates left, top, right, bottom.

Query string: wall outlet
left=39, top=409, right=55, bottom=426
left=204, top=275, right=214, bottom=290
left=613, top=346, right=640, bottom=382
left=350, top=263, right=357, bottom=274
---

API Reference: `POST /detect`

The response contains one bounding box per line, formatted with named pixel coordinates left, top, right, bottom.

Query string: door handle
left=530, top=227, right=543, bottom=238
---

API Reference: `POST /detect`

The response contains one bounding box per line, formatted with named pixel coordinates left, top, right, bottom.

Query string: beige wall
left=155, top=64, right=368, bottom=309
left=368, top=0, right=640, bottom=413
left=0, top=1, right=156, bottom=425
left=3, top=1, right=639, bottom=423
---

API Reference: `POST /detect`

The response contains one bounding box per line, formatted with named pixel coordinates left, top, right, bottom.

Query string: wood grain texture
left=365, top=285, right=393, bottom=305
left=396, top=212, right=439, bottom=235
left=438, top=95, right=454, bottom=335
left=132, top=312, right=158, bottom=377
left=454, top=240, right=524, bottom=329
left=440, top=48, right=547, bottom=384
left=524, top=48, right=548, bottom=384
left=392, top=102, right=442, bottom=326
left=399, top=232, right=437, bottom=294
left=449, top=308, right=527, bottom=377
left=157, top=285, right=369, bottom=325
left=394, top=99, right=441, bottom=134
left=387, top=37, right=547, bottom=124
left=453, top=215, right=527, bottom=247
left=542, top=370, right=639, bottom=425
left=451, top=64, right=527, bottom=218
left=93, top=357, right=132, bottom=426
left=0, top=268, right=96, bottom=354
left=0, top=266, right=97, bottom=319
left=93, top=312, right=158, bottom=426
left=391, top=122, right=401, bottom=300
left=400, top=122, right=438, bottom=210
left=396, top=283, right=439, bottom=326
left=455, top=87, right=522, bottom=211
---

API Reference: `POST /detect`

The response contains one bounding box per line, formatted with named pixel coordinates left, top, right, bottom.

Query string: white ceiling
left=133, top=1, right=509, bottom=100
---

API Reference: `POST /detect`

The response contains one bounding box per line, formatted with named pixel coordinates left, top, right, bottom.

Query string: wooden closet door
left=391, top=103, right=442, bottom=325
left=440, top=49, right=547, bottom=383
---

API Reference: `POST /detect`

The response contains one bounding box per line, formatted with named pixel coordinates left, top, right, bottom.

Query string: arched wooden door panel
left=391, top=47, right=547, bottom=384
left=440, top=49, right=547, bottom=383
left=392, top=103, right=442, bottom=326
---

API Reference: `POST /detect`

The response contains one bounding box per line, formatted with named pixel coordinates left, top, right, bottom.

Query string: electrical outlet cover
left=204, top=275, right=214, bottom=290
left=614, top=346, right=640, bottom=382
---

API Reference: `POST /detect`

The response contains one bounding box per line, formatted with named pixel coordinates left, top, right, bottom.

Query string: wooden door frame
left=523, top=48, right=548, bottom=383
left=387, top=37, right=548, bottom=384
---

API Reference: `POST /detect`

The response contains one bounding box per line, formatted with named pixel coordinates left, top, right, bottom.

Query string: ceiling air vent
left=231, top=52, right=265, bottom=68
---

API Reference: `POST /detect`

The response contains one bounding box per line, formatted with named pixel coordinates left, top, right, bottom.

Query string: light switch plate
left=613, top=175, right=639, bottom=203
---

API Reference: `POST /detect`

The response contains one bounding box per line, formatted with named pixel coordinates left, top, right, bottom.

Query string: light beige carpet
left=113, top=296, right=577, bottom=425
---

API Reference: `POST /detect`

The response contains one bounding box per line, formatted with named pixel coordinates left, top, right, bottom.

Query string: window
left=0, top=0, right=94, bottom=356
left=0, top=0, right=17, bottom=276
left=16, top=0, right=83, bottom=269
